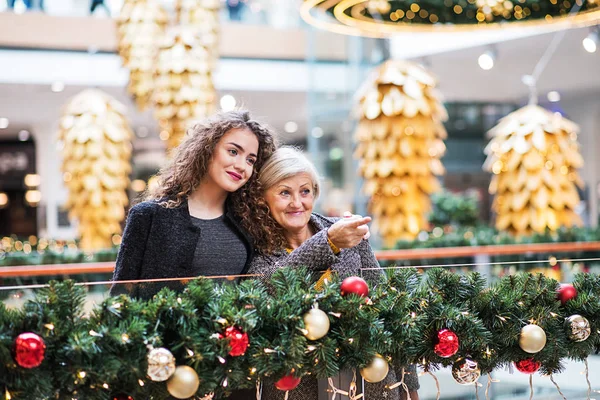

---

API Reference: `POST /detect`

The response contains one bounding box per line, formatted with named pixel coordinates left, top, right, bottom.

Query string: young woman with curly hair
left=110, top=110, right=278, bottom=300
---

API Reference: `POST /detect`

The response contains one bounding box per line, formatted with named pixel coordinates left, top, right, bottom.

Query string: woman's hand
left=327, top=214, right=372, bottom=249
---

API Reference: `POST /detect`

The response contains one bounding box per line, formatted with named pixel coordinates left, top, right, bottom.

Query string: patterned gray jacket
left=247, top=213, right=419, bottom=400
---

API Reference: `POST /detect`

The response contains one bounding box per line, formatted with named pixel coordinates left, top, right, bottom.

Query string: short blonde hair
left=258, top=146, right=320, bottom=200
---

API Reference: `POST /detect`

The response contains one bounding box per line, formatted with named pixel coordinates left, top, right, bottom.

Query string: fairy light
left=45, top=323, right=55, bottom=330
left=138, top=379, right=145, bottom=386
left=187, top=349, right=195, bottom=357
left=177, top=297, right=182, bottom=304
left=222, top=378, right=228, bottom=387
left=78, top=371, right=86, bottom=379
left=121, top=334, right=130, bottom=343
left=307, top=345, right=316, bottom=351
left=250, top=368, right=257, bottom=375
left=218, top=356, right=226, bottom=364
left=102, top=383, right=109, bottom=389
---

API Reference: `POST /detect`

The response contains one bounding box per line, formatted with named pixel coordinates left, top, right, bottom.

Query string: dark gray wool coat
left=110, top=198, right=254, bottom=300
left=247, top=213, right=420, bottom=400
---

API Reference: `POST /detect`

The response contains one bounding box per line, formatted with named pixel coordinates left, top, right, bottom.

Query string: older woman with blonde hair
left=246, top=146, right=419, bottom=400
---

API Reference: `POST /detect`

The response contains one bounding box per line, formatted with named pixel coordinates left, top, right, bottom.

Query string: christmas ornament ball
left=147, top=347, right=176, bottom=382
left=433, top=329, right=459, bottom=358
left=514, top=358, right=541, bottom=374
left=275, top=374, right=301, bottom=391
left=451, top=358, right=481, bottom=385
left=166, top=366, right=200, bottom=399
left=360, top=354, right=389, bottom=383
left=303, top=308, right=330, bottom=340
left=14, top=332, right=46, bottom=369
left=341, top=276, right=369, bottom=297
left=224, top=326, right=249, bottom=356
left=519, top=324, right=546, bottom=354
left=557, top=283, right=578, bottom=305
left=566, top=314, right=591, bottom=342
left=112, top=395, right=134, bottom=400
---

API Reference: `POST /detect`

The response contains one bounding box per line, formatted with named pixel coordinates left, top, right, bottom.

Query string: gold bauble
left=166, top=366, right=200, bottom=399
left=451, top=358, right=481, bottom=385
left=303, top=308, right=330, bottom=341
left=566, top=314, right=591, bottom=342
left=519, top=324, right=547, bottom=354
left=147, top=347, right=176, bottom=382
left=360, top=354, right=389, bottom=383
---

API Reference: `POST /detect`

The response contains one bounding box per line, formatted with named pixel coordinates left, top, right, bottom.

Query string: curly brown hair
left=145, top=110, right=278, bottom=224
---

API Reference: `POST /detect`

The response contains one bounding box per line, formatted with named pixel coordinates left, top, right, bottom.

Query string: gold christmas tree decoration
left=153, top=27, right=217, bottom=151
left=484, top=105, right=584, bottom=235
left=176, top=0, right=221, bottom=59
left=116, top=0, right=169, bottom=110
left=58, top=89, right=133, bottom=251
left=354, top=60, right=448, bottom=246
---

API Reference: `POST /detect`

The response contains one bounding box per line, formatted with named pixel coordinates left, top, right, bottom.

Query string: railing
left=2, top=241, right=600, bottom=277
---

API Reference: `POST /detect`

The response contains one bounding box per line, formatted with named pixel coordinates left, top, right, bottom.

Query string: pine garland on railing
left=1, top=268, right=599, bottom=399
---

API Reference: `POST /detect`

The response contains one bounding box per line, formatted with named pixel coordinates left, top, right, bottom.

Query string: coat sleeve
left=356, top=238, right=383, bottom=284
left=247, top=228, right=340, bottom=284
left=109, top=203, right=154, bottom=297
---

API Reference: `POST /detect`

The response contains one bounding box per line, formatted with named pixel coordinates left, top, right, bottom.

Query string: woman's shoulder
left=310, top=213, right=341, bottom=228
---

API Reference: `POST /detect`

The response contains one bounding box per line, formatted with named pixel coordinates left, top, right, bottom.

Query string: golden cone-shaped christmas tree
left=354, top=60, right=448, bottom=247
left=152, top=27, right=216, bottom=151
left=483, top=104, right=584, bottom=235
left=58, top=89, right=133, bottom=251
left=116, top=0, right=168, bottom=110
left=176, top=0, right=221, bottom=64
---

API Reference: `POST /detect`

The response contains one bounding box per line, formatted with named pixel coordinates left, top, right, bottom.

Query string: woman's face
left=264, top=173, right=315, bottom=234
left=205, top=127, right=259, bottom=193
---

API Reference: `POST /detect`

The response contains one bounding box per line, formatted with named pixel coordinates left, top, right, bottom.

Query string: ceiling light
left=24, top=174, right=41, bottom=188
left=220, top=95, right=236, bottom=112
left=0, top=118, right=8, bottom=129
left=18, top=130, right=30, bottom=141
left=0, top=192, right=8, bottom=208
left=478, top=49, right=496, bottom=70
left=25, top=190, right=41, bottom=206
left=547, top=91, right=561, bottom=103
left=311, top=127, right=324, bottom=138
left=51, top=82, right=65, bottom=93
left=284, top=121, right=298, bottom=133
left=583, top=30, right=598, bottom=53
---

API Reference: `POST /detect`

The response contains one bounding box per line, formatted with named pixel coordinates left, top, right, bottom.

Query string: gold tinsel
left=354, top=60, right=448, bottom=246
left=483, top=104, right=584, bottom=235
left=116, top=0, right=168, bottom=110
left=58, top=89, right=133, bottom=251
left=152, top=27, right=216, bottom=151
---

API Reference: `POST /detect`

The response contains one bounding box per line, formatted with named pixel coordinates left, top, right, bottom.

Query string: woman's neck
left=285, top=225, right=314, bottom=250
left=187, top=183, right=228, bottom=219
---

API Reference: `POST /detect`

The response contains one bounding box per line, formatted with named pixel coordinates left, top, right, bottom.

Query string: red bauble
left=433, top=329, right=459, bottom=358
left=514, top=358, right=541, bottom=374
left=340, top=276, right=369, bottom=297
left=14, top=332, right=46, bottom=368
left=224, top=326, right=249, bottom=357
left=112, top=395, right=134, bottom=400
left=557, top=284, right=578, bottom=305
left=275, top=374, right=301, bottom=391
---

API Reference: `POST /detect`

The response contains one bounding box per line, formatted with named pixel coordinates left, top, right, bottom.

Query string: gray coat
left=247, top=213, right=419, bottom=400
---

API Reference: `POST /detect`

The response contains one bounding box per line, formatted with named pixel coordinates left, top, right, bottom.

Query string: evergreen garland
left=0, top=268, right=599, bottom=399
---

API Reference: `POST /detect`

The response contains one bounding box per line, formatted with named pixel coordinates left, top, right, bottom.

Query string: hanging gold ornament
left=566, top=314, right=591, bottom=342
left=57, top=89, right=133, bottom=251
left=519, top=324, right=547, bottom=354
left=354, top=60, right=448, bottom=246
left=176, top=0, right=221, bottom=64
left=147, top=347, right=176, bottom=382
left=166, top=366, right=200, bottom=399
left=359, top=354, right=390, bottom=383
left=483, top=104, right=584, bottom=235
left=116, top=0, right=169, bottom=110
left=153, top=27, right=217, bottom=151
left=302, top=307, right=330, bottom=340
left=451, top=358, right=481, bottom=385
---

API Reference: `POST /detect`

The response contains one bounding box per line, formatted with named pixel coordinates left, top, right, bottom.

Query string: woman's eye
left=280, top=190, right=290, bottom=196
left=302, top=189, right=311, bottom=195
left=247, top=158, right=256, bottom=165
left=228, top=149, right=238, bottom=156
